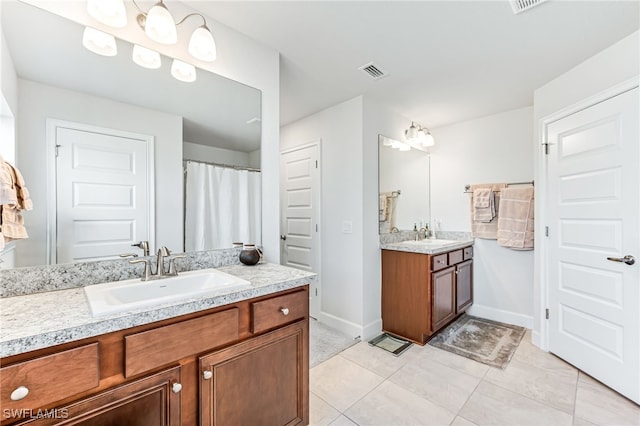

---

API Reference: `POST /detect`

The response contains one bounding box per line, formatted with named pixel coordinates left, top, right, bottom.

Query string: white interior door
left=280, top=143, right=320, bottom=318
left=53, top=122, right=154, bottom=263
left=546, top=87, right=639, bottom=403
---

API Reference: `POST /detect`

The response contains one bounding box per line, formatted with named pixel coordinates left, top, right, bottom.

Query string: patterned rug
left=428, top=315, right=525, bottom=369
left=310, top=319, right=358, bottom=367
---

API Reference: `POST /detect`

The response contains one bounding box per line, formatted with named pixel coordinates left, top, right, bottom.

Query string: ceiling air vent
left=359, top=62, right=388, bottom=80
left=510, top=0, right=547, bottom=14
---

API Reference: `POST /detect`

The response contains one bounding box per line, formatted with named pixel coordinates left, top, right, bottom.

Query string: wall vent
left=510, top=0, right=547, bottom=14
left=359, top=62, right=388, bottom=80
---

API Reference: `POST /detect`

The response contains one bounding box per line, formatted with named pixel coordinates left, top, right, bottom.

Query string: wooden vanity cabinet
left=381, top=246, right=473, bottom=344
left=0, top=286, right=309, bottom=426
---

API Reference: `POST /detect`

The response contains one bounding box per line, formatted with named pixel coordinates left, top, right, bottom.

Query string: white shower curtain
left=185, top=162, right=261, bottom=251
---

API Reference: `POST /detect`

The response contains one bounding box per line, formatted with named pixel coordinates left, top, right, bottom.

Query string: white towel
left=469, top=183, right=507, bottom=239
left=379, top=195, right=388, bottom=221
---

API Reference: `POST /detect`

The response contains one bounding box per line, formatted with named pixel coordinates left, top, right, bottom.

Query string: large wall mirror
left=1, top=1, right=262, bottom=268
left=378, top=135, right=430, bottom=233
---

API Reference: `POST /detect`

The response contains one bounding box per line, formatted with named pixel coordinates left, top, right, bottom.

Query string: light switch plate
left=342, top=220, right=353, bottom=234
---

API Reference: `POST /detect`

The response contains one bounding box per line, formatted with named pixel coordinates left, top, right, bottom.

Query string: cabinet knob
left=10, top=386, right=29, bottom=401
left=172, top=383, right=182, bottom=393
left=280, top=307, right=290, bottom=316
left=203, top=370, right=213, bottom=380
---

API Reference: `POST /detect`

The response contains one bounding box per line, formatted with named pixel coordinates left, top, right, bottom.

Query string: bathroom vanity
left=380, top=239, right=474, bottom=345
left=0, top=263, right=312, bottom=425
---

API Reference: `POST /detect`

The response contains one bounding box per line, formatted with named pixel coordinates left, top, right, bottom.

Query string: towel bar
left=463, top=180, right=534, bottom=194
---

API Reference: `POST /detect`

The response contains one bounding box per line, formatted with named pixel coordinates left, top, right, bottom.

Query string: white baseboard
left=362, top=318, right=382, bottom=342
left=316, top=311, right=363, bottom=341
left=467, top=304, right=534, bottom=329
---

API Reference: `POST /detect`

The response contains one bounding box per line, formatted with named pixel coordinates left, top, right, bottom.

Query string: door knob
left=607, top=255, right=635, bottom=265
left=280, top=235, right=287, bottom=241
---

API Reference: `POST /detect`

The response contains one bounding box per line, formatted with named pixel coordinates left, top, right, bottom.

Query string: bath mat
left=310, top=319, right=358, bottom=367
left=368, top=333, right=412, bottom=356
left=428, top=315, right=525, bottom=369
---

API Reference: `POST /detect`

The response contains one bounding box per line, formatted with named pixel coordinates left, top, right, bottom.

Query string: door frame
left=537, top=77, right=639, bottom=351
left=279, top=140, right=322, bottom=318
left=46, top=119, right=156, bottom=265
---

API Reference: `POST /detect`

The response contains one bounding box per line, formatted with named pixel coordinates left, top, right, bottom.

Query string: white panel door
left=547, top=87, right=639, bottom=403
left=280, top=143, right=320, bottom=318
left=55, top=125, right=153, bottom=263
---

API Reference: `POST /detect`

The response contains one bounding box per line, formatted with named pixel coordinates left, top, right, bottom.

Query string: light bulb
left=422, top=132, right=435, bottom=147
left=87, top=0, right=127, bottom=28
left=405, top=122, right=418, bottom=141
left=171, top=59, right=197, bottom=82
left=189, top=25, right=217, bottom=62
left=82, top=27, right=117, bottom=57
left=145, top=2, right=177, bottom=44
left=132, top=45, right=161, bottom=69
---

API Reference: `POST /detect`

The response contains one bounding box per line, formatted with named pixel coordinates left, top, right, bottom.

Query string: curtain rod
left=183, top=159, right=261, bottom=172
left=463, top=180, right=534, bottom=193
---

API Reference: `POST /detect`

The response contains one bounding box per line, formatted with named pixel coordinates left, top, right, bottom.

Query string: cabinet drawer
left=252, top=290, right=307, bottom=334
left=463, top=246, right=473, bottom=260
left=125, top=308, right=239, bottom=377
left=1, top=343, right=99, bottom=411
left=431, top=253, right=449, bottom=271
left=449, top=249, right=464, bottom=265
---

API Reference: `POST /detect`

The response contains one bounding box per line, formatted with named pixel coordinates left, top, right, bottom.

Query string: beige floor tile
left=460, top=381, right=573, bottom=425
left=338, top=341, right=419, bottom=378
left=574, top=374, right=640, bottom=426
left=573, top=417, right=597, bottom=426
left=512, top=337, right=577, bottom=375
left=451, top=416, right=479, bottom=426
left=421, top=345, right=490, bottom=379
left=345, top=381, right=457, bottom=426
left=484, top=358, right=578, bottom=413
left=310, top=356, right=385, bottom=412
left=310, top=392, right=341, bottom=426
left=329, top=415, right=359, bottom=426
left=389, top=357, right=481, bottom=413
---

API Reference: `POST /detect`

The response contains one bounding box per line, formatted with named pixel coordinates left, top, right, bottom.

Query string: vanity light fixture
left=405, top=122, right=435, bottom=147
left=171, top=59, right=197, bottom=82
left=132, top=44, right=161, bottom=69
left=132, top=0, right=217, bottom=62
left=82, top=27, right=118, bottom=57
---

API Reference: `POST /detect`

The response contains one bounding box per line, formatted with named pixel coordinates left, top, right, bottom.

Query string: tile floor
left=309, top=330, right=640, bottom=426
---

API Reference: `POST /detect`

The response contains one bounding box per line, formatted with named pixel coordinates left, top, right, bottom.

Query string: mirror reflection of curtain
left=185, top=162, right=261, bottom=251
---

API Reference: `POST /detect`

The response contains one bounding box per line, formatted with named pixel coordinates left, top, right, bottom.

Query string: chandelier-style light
left=405, top=122, right=435, bottom=147
left=82, top=0, right=217, bottom=83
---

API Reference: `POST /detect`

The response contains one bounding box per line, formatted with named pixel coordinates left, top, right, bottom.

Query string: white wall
left=430, top=107, right=535, bottom=328
left=183, top=142, right=253, bottom=167
left=22, top=0, right=281, bottom=262
left=16, top=79, right=183, bottom=266
left=532, top=31, right=639, bottom=347
left=281, top=97, right=365, bottom=337
left=0, top=9, right=18, bottom=119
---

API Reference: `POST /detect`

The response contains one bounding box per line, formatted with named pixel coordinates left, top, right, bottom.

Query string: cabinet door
left=200, top=320, right=308, bottom=426
left=456, top=260, right=473, bottom=313
left=431, top=266, right=456, bottom=333
left=9, top=367, right=181, bottom=426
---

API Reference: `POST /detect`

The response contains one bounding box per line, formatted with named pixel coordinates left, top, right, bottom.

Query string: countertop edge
left=380, top=239, right=474, bottom=254
left=0, top=264, right=315, bottom=358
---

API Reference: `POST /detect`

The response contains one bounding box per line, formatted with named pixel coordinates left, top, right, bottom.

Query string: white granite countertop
left=380, top=239, right=474, bottom=255
left=0, top=263, right=315, bottom=358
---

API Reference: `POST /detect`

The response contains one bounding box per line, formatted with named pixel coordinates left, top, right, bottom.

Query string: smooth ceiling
left=188, top=0, right=640, bottom=128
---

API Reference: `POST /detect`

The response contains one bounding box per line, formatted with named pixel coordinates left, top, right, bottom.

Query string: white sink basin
left=400, top=239, right=459, bottom=246
left=84, top=268, right=252, bottom=317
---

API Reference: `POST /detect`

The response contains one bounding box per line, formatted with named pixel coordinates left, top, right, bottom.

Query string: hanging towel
left=469, top=183, right=507, bottom=239
left=0, top=160, right=33, bottom=245
left=497, top=187, right=535, bottom=250
left=379, top=194, right=388, bottom=221
left=472, top=188, right=495, bottom=222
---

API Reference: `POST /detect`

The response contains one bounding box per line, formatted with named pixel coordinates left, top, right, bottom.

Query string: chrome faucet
left=128, top=246, right=186, bottom=281
left=131, top=241, right=150, bottom=256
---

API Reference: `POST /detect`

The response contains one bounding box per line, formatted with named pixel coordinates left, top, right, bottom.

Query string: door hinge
left=315, top=160, right=318, bottom=168
left=55, top=144, right=62, bottom=157
left=545, top=226, right=549, bottom=237
left=315, top=224, right=318, bottom=232
left=545, top=308, right=549, bottom=320
left=315, top=288, right=318, bottom=296
left=542, top=143, right=550, bottom=155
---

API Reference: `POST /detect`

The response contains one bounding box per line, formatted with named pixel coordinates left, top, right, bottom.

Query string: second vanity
left=0, top=263, right=313, bottom=425
left=380, top=238, right=474, bottom=345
